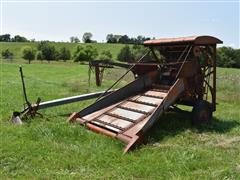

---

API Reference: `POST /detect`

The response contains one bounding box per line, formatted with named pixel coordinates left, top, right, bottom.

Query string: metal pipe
left=19, top=66, right=31, bottom=107
left=37, top=90, right=115, bottom=110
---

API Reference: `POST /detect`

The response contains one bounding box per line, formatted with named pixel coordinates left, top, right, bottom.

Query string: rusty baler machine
left=69, top=35, right=222, bottom=153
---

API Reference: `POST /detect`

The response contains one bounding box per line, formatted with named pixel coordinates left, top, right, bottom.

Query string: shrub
left=1, top=49, right=13, bottom=59
left=99, top=50, right=112, bottom=61
left=59, top=47, right=71, bottom=61
left=132, top=45, right=149, bottom=61
left=36, top=51, right=43, bottom=60
left=131, top=45, right=162, bottom=62
left=73, top=46, right=85, bottom=62
left=37, top=41, right=58, bottom=62
left=22, top=46, right=36, bottom=64
left=117, top=45, right=133, bottom=62
left=73, top=45, right=98, bottom=62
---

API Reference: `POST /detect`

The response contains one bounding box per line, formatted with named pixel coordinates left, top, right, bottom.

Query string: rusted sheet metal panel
left=91, top=120, right=122, bottom=133
left=86, top=123, right=117, bottom=138
left=144, top=35, right=222, bottom=46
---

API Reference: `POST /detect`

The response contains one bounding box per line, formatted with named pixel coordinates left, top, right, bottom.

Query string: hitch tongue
left=11, top=112, right=23, bottom=125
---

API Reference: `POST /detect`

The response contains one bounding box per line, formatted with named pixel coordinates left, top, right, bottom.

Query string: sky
left=0, top=0, right=239, bottom=48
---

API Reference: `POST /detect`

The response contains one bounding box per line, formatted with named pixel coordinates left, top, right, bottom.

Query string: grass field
left=0, top=42, right=127, bottom=61
left=0, top=60, right=240, bottom=179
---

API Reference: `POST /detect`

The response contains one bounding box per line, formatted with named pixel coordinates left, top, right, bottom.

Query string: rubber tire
left=191, top=100, right=212, bottom=125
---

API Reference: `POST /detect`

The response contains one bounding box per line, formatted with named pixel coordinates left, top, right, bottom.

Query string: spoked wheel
left=191, top=100, right=212, bottom=125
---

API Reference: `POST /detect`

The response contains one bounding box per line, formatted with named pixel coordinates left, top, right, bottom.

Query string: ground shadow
left=144, top=109, right=240, bottom=145
left=34, top=108, right=239, bottom=149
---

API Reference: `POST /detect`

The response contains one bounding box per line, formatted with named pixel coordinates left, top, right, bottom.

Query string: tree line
left=70, top=33, right=152, bottom=44
left=217, top=47, right=240, bottom=68
left=0, top=34, right=30, bottom=42
left=1, top=33, right=152, bottom=45
left=106, top=34, right=151, bottom=44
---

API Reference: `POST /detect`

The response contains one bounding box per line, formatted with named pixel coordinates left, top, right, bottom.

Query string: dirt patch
left=152, top=143, right=180, bottom=149
left=198, top=134, right=240, bottom=149
left=214, top=136, right=240, bottom=148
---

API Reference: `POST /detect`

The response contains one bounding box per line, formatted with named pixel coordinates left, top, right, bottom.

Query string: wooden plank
left=110, top=108, right=143, bottom=121
left=144, top=90, right=167, bottom=98
left=118, top=105, right=149, bottom=115
left=133, top=96, right=163, bottom=105
left=105, top=112, right=136, bottom=123
left=97, top=115, right=133, bottom=129
left=121, top=101, right=155, bottom=113
left=128, top=99, right=158, bottom=107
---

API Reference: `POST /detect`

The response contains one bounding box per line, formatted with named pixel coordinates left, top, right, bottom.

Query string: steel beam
left=37, top=90, right=115, bottom=110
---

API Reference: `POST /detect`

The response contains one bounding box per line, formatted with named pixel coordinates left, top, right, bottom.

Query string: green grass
left=0, top=60, right=240, bottom=179
left=0, top=42, right=128, bottom=61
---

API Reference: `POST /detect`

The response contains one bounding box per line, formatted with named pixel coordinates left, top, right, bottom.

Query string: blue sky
left=1, top=1, right=239, bottom=48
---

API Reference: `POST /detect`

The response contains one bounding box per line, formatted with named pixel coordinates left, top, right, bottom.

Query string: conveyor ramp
left=69, top=71, right=185, bottom=153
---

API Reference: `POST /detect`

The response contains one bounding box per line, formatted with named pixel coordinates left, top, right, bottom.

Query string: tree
left=37, top=41, right=58, bottom=62
left=59, top=47, right=71, bottom=61
left=22, top=46, right=36, bottom=64
left=70, top=36, right=74, bottom=43
left=117, top=45, right=133, bottom=62
left=73, top=45, right=98, bottom=62
left=36, top=51, right=43, bottom=61
left=131, top=45, right=149, bottom=61
left=217, top=47, right=240, bottom=68
left=1, top=49, right=13, bottom=59
left=70, top=36, right=80, bottom=43
left=12, top=35, right=28, bottom=42
left=106, top=34, right=117, bottom=43
left=118, top=35, right=130, bottom=44
left=84, top=45, right=98, bottom=60
left=54, top=50, right=61, bottom=61
left=99, top=50, right=112, bottom=61
left=235, top=49, right=240, bottom=68
left=114, top=35, right=122, bottom=43
left=217, top=47, right=236, bottom=68
left=0, top=34, right=11, bottom=42
left=73, top=46, right=86, bottom=62
left=82, top=32, right=93, bottom=43
left=136, top=35, right=150, bottom=44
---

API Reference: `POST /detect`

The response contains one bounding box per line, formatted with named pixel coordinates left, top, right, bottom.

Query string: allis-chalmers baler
left=68, top=35, right=223, bottom=153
